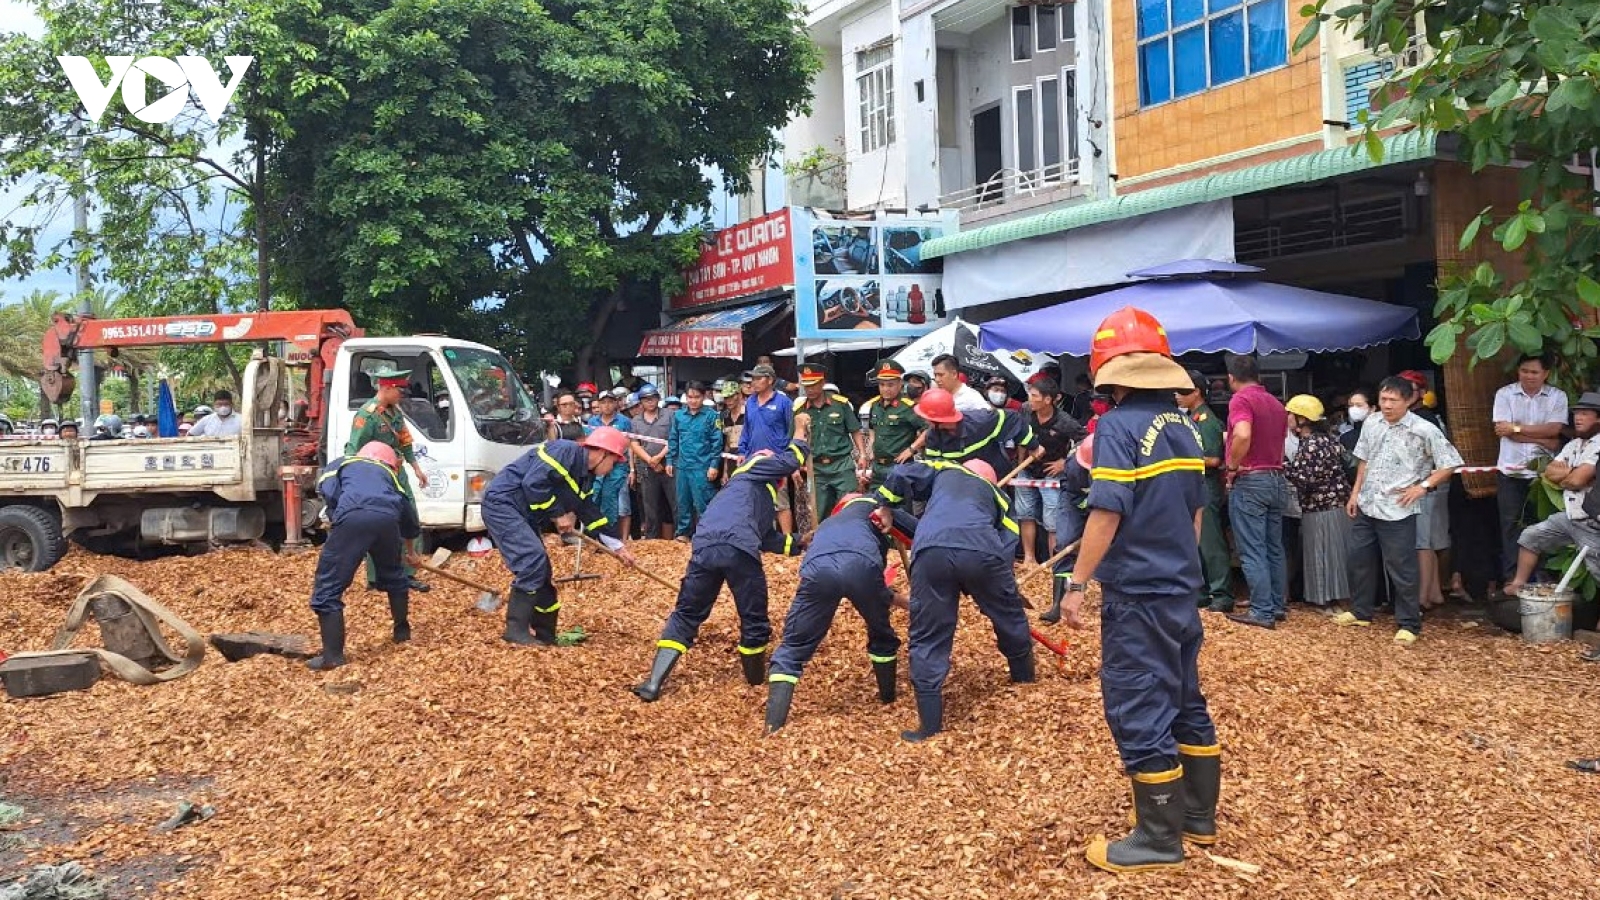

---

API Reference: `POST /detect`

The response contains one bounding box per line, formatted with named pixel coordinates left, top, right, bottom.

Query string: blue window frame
left=1137, top=0, right=1287, bottom=106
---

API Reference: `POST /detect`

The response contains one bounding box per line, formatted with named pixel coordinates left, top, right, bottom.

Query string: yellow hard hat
left=1285, top=394, right=1325, bottom=422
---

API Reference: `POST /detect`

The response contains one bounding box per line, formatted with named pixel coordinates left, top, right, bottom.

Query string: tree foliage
left=266, top=0, right=818, bottom=377
left=1298, top=0, right=1600, bottom=378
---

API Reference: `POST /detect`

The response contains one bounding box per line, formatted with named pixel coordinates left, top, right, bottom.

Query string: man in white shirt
left=187, top=390, right=244, bottom=438
left=1504, top=391, right=1600, bottom=602
left=930, top=354, right=991, bottom=413
left=1493, top=354, right=1568, bottom=583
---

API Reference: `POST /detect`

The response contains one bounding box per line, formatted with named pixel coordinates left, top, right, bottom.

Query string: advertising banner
left=669, top=208, right=795, bottom=310
left=791, top=208, right=957, bottom=341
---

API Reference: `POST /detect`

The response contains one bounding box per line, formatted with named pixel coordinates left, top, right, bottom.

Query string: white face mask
left=215, top=405, right=233, bottom=418
left=1348, top=405, right=1370, bottom=423
left=988, top=391, right=1008, bottom=406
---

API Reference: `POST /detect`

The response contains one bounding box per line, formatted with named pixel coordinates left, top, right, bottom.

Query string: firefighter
left=633, top=441, right=811, bottom=702
left=481, top=427, right=638, bottom=646
left=875, top=458, right=1035, bottom=742
left=1056, top=307, right=1220, bottom=874
left=1041, top=435, right=1093, bottom=625
left=765, top=494, right=916, bottom=732
left=306, top=441, right=423, bottom=671
left=862, top=360, right=925, bottom=492
left=347, top=364, right=431, bottom=593
left=796, top=364, right=866, bottom=523
left=916, top=388, right=1039, bottom=477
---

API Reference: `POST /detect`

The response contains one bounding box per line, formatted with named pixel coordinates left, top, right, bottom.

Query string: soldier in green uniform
left=796, top=364, right=866, bottom=524
left=1177, top=369, right=1233, bottom=610
left=347, top=365, right=432, bottom=591
left=863, top=360, right=925, bottom=492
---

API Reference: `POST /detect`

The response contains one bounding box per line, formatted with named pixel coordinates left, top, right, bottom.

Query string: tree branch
left=509, top=222, right=541, bottom=269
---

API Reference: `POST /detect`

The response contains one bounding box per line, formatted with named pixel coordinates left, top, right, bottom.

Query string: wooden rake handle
left=578, top=533, right=681, bottom=594
left=413, top=561, right=501, bottom=595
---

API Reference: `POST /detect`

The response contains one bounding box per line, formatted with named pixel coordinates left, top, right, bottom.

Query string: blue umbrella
left=157, top=379, right=178, bottom=437
left=979, top=259, right=1420, bottom=357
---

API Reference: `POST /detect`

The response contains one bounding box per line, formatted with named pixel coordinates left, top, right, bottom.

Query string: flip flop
left=1565, top=758, right=1600, bottom=774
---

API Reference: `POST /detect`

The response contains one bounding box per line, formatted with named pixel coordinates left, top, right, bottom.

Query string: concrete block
left=208, top=632, right=313, bottom=662
left=0, top=653, right=101, bottom=699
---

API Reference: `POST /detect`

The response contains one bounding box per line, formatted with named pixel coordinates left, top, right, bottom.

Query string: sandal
left=1565, top=758, right=1600, bottom=774
left=1578, top=645, right=1600, bottom=663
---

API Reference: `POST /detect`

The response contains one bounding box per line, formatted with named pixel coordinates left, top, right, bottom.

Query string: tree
left=1297, top=1, right=1600, bottom=377
left=265, top=0, right=819, bottom=378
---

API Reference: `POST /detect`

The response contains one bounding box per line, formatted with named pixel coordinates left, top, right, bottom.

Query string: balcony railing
left=937, top=159, right=1081, bottom=212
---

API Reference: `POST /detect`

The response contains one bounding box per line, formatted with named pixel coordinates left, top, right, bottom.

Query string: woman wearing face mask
left=1339, top=390, right=1373, bottom=477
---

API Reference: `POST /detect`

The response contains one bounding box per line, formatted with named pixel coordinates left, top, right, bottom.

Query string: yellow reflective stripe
left=1001, top=515, right=1019, bottom=535
left=658, top=639, right=688, bottom=653
left=788, top=442, right=807, bottom=466
left=537, top=444, right=584, bottom=497
left=868, top=653, right=896, bottom=664
left=734, top=456, right=763, bottom=477
left=737, top=644, right=767, bottom=655
left=782, top=534, right=794, bottom=554
left=768, top=673, right=799, bottom=684
left=528, top=496, right=556, bottom=511
left=586, top=517, right=609, bottom=530
left=877, top=485, right=903, bottom=503
left=1091, top=458, right=1205, bottom=482
left=926, top=413, right=1005, bottom=459
left=1177, top=743, right=1221, bottom=757
left=841, top=496, right=877, bottom=510
left=327, top=456, right=405, bottom=493
left=1054, top=571, right=1074, bottom=580
left=533, top=599, right=561, bottom=613
left=1132, top=766, right=1184, bottom=785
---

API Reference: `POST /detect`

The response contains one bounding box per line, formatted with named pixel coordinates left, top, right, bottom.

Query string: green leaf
left=1364, top=129, right=1385, bottom=163
left=1425, top=323, right=1459, bottom=365
left=1503, top=215, right=1529, bottom=251
left=1475, top=322, right=1506, bottom=359
left=1458, top=214, right=1484, bottom=251
left=1468, top=302, right=1497, bottom=321
left=1292, top=16, right=1321, bottom=54
left=1577, top=276, right=1600, bottom=308
left=1509, top=320, right=1542, bottom=353
left=1546, top=78, right=1596, bottom=113
left=1529, top=6, right=1583, bottom=46
left=1486, top=79, right=1521, bottom=109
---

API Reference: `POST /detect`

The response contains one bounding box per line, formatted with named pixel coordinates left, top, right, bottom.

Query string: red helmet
left=1090, top=306, right=1172, bottom=375
left=963, top=459, right=997, bottom=484
left=577, top=381, right=598, bottom=395
left=914, top=388, right=962, bottom=424
left=582, top=425, right=631, bottom=459
left=1075, top=434, right=1094, bottom=470
left=357, top=440, right=401, bottom=470
left=831, top=492, right=865, bottom=517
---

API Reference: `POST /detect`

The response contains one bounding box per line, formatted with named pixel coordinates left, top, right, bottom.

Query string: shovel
left=409, top=560, right=505, bottom=613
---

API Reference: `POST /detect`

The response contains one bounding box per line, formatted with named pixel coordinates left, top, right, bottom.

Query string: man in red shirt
left=1222, top=355, right=1290, bottom=630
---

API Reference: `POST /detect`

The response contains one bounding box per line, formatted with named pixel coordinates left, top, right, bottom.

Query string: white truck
left=0, top=310, right=544, bottom=571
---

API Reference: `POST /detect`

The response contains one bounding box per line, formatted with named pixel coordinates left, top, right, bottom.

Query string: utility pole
left=73, top=127, right=97, bottom=426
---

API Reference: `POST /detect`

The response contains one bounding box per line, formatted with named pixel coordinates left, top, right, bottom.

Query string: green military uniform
left=798, top=364, right=863, bottom=523
left=1187, top=393, right=1233, bottom=609
left=865, top=359, right=925, bottom=490
left=347, top=365, right=421, bottom=585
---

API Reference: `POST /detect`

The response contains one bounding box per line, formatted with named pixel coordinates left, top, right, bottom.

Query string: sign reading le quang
left=670, top=209, right=795, bottom=310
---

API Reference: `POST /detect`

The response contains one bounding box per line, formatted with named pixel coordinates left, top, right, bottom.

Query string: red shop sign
left=670, top=209, right=795, bottom=310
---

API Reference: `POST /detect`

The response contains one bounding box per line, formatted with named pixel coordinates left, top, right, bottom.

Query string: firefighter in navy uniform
left=916, top=388, right=1040, bottom=477
left=306, top=441, right=424, bottom=671
left=633, top=441, right=811, bottom=702
left=764, top=494, right=919, bottom=732
left=1056, top=307, right=1221, bottom=874
left=875, top=457, right=1035, bottom=742
left=481, top=427, right=638, bottom=647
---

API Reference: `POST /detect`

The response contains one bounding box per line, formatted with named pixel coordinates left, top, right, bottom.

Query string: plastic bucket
left=1517, top=586, right=1574, bottom=644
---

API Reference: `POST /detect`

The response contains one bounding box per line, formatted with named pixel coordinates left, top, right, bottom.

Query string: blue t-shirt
left=738, top=391, right=793, bottom=457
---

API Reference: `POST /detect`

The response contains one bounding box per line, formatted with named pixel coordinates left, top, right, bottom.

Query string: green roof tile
left=921, top=131, right=1437, bottom=260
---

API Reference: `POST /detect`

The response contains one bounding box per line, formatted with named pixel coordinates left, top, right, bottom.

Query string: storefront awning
left=638, top=298, right=788, bottom=359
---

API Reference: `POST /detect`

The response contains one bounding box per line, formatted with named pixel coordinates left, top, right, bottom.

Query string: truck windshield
left=441, top=347, right=543, bottom=445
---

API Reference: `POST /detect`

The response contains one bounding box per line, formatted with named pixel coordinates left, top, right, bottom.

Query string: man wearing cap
left=483, top=428, right=638, bottom=646
left=306, top=441, right=424, bottom=670
left=862, top=360, right=926, bottom=492
left=347, top=365, right=431, bottom=592
left=874, top=457, right=1035, bottom=742
left=764, top=493, right=915, bottom=732
left=738, top=363, right=797, bottom=534
left=796, top=363, right=866, bottom=523
left=719, top=381, right=746, bottom=481
left=1056, top=307, right=1220, bottom=875
left=632, top=441, right=811, bottom=702
left=630, top=385, right=677, bottom=540
left=1177, top=369, right=1233, bottom=611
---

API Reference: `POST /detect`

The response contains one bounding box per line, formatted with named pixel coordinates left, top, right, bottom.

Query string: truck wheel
left=0, top=505, right=67, bottom=572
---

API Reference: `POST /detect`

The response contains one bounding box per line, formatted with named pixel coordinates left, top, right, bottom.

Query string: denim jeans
left=1228, top=471, right=1287, bottom=622
left=1496, top=474, right=1534, bottom=581
left=1349, top=513, right=1421, bottom=633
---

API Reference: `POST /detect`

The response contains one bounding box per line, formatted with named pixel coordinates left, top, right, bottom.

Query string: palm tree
left=0, top=290, right=70, bottom=419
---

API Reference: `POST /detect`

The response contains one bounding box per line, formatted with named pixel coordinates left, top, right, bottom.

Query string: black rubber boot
left=388, top=593, right=411, bottom=643
left=1040, top=576, right=1066, bottom=624
left=1008, top=651, right=1036, bottom=684
left=1087, top=770, right=1187, bottom=873
left=632, top=646, right=682, bottom=702
left=529, top=587, right=559, bottom=646
left=765, top=679, right=796, bottom=733
left=306, top=612, right=347, bottom=670
left=872, top=658, right=897, bottom=704
left=502, top=589, right=538, bottom=646
left=1178, top=745, right=1221, bottom=845
left=739, top=648, right=767, bottom=686
left=900, top=692, right=943, bottom=742
left=407, top=577, right=431, bottom=593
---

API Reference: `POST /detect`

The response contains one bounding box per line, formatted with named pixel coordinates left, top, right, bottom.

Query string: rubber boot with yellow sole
left=1087, top=768, right=1186, bottom=873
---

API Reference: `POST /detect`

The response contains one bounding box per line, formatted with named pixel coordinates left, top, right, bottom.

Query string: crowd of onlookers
left=10, top=389, right=246, bottom=441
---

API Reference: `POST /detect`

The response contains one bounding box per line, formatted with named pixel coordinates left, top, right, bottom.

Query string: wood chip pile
left=2, top=543, right=1598, bottom=898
